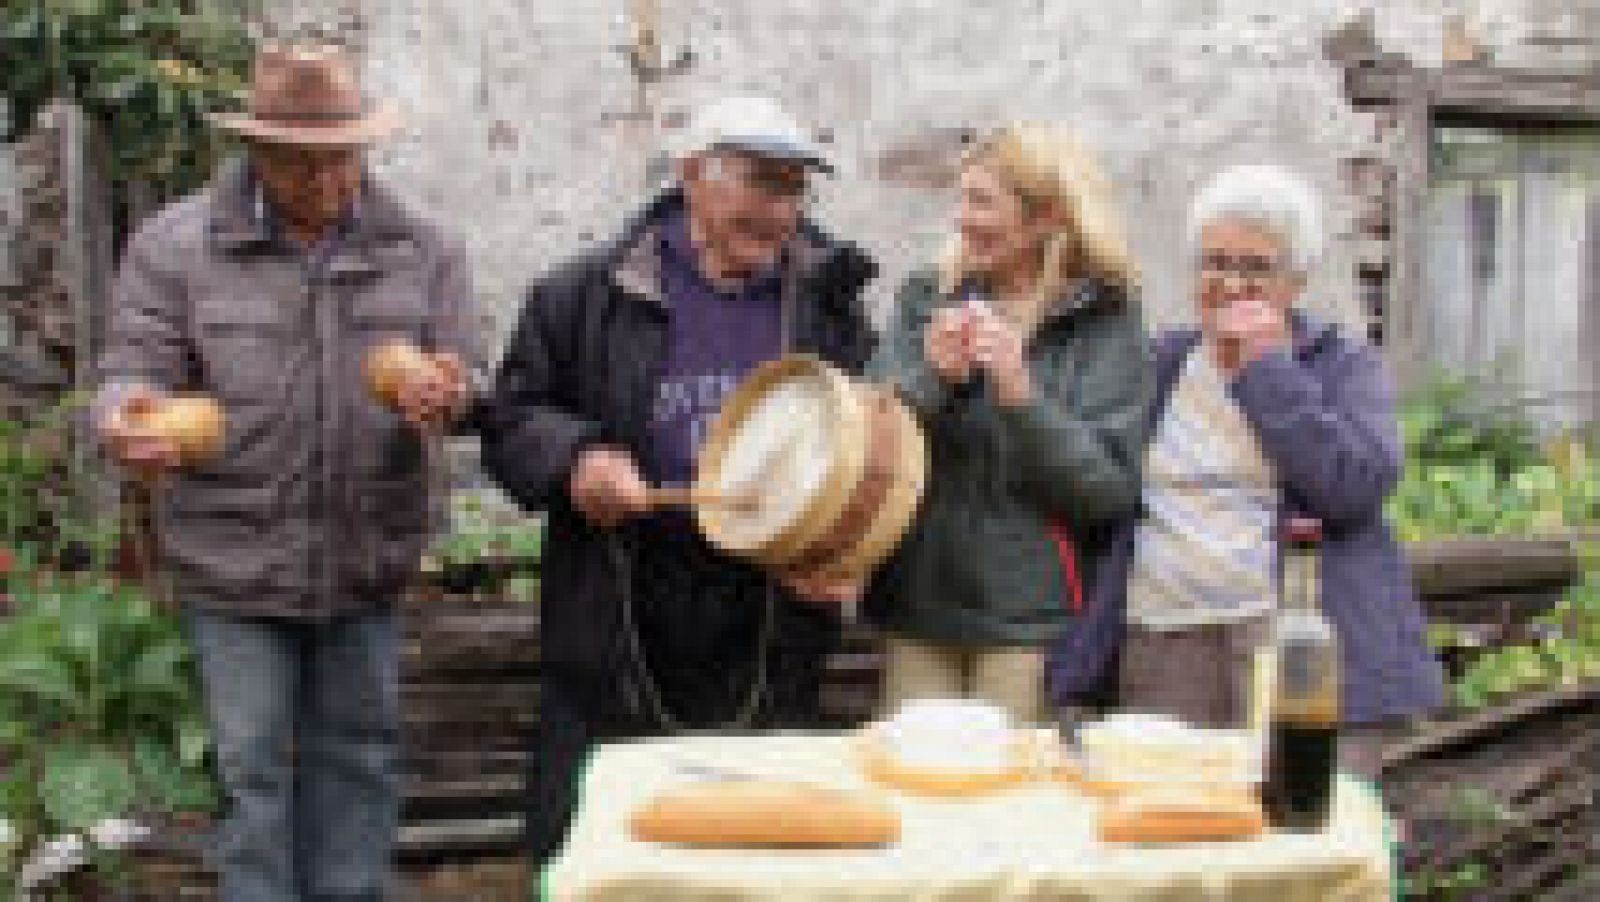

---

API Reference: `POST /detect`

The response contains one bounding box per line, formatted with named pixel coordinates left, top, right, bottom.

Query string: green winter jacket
left=865, top=272, right=1153, bottom=647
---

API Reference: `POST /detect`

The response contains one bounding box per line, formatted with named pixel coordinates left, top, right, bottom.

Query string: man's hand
left=781, top=572, right=864, bottom=609
left=967, top=304, right=1033, bottom=406
left=99, top=387, right=183, bottom=480
left=568, top=445, right=651, bottom=529
left=924, top=306, right=975, bottom=386
left=1212, top=299, right=1290, bottom=376
left=392, top=351, right=471, bottom=432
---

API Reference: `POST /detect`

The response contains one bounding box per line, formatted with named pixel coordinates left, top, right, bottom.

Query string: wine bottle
left=1263, top=517, right=1340, bottom=832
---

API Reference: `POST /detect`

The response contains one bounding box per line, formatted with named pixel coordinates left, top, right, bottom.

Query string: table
left=544, top=731, right=1394, bottom=901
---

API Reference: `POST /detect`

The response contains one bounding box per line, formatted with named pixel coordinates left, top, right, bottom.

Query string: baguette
left=629, top=780, right=900, bottom=848
left=1097, top=786, right=1266, bottom=845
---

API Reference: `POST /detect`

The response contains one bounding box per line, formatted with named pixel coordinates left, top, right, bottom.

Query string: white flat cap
left=670, top=95, right=832, bottom=172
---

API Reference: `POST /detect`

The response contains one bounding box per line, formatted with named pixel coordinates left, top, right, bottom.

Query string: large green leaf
left=126, top=640, right=187, bottom=696
left=40, top=744, right=137, bottom=833
left=0, top=652, right=81, bottom=716
left=177, top=718, right=212, bottom=769
left=54, top=583, right=109, bottom=666
left=0, top=715, right=31, bottom=750
left=132, top=735, right=214, bottom=815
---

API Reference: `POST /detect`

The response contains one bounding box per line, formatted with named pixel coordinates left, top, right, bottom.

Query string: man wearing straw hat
left=95, top=45, right=482, bottom=901
left=479, top=95, right=878, bottom=865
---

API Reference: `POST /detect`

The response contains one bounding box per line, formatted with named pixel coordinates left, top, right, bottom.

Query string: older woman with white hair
left=1047, top=164, right=1444, bottom=779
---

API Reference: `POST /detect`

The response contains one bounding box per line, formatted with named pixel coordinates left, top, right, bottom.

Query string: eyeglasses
left=1199, top=252, right=1287, bottom=282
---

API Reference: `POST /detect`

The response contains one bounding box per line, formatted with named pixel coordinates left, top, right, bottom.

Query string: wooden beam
left=1386, top=72, right=1434, bottom=387
left=1343, top=56, right=1417, bottom=107
left=1407, top=537, right=1579, bottom=597
left=1347, top=61, right=1600, bottom=122
left=1382, top=680, right=1600, bottom=770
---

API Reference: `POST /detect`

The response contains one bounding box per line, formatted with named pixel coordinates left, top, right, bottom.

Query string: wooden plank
left=1424, top=785, right=1598, bottom=882
left=404, top=775, right=524, bottom=824
left=396, top=858, right=528, bottom=901
left=1384, top=681, right=1600, bottom=769
left=1398, top=728, right=1598, bottom=868
left=1407, top=537, right=1578, bottom=597
left=1342, top=56, right=1414, bottom=106
left=1541, top=866, right=1600, bottom=902
left=1431, top=67, right=1600, bottom=123
left=1423, top=588, right=1566, bottom=629
left=402, top=682, right=539, bottom=734
left=406, top=775, right=523, bottom=805
left=398, top=817, right=523, bottom=859
left=1489, top=846, right=1600, bottom=902
left=1347, top=61, right=1600, bottom=122
left=406, top=748, right=530, bottom=779
left=1385, top=71, right=1433, bottom=387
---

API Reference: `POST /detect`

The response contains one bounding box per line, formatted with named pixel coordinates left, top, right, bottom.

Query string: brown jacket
left=98, top=159, right=483, bottom=619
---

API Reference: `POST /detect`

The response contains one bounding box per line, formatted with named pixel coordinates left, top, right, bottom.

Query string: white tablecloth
left=544, top=731, right=1394, bottom=901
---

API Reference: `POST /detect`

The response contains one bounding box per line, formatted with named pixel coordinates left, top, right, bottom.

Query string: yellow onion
left=127, top=396, right=225, bottom=464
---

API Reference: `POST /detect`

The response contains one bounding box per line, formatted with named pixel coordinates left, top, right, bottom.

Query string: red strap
left=1048, top=519, right=1084, bottom=615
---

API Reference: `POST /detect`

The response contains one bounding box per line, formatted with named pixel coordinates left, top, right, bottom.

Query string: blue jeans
left=186, top=607, right=401, bottom=902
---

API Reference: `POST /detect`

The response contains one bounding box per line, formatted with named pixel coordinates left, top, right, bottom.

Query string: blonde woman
left=866, top=124, right=1153, bottom=723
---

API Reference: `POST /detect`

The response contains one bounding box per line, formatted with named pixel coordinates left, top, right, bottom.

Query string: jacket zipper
left=312, top=275, right=338, bottom=615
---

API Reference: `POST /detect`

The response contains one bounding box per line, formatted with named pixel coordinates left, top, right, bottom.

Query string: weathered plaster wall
left=259, top=0, right=1599, bottom=348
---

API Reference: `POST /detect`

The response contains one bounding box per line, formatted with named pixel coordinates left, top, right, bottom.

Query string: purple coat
left=1046, top=318, right=1447, bottom=725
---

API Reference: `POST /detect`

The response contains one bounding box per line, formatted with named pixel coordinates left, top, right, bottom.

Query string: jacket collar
left=206, top=157, right=418, bottom=280
left=1032, top=277, right=1130, bottom=333
left=610, top=187, right=873, bottom=312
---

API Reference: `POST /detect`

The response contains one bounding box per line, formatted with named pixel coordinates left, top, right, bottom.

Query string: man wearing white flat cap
left=479, top=95, right=878, bottom=864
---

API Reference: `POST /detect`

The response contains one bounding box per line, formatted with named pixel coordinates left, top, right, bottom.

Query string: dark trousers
left=525, top=623, right=832, bottom=867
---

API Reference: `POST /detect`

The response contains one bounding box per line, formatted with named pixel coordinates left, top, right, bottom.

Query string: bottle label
left=1276, top=643, right=1338, bottom=726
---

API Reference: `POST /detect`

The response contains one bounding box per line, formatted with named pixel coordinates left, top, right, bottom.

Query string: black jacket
left=479, top=191, right=877, bottom=671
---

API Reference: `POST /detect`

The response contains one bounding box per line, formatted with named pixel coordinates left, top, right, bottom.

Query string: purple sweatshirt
left=642, top=211, right=785, bottom=488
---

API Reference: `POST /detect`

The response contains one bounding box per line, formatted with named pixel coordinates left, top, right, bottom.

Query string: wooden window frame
left=1338, top=49, right=1600, bottom=388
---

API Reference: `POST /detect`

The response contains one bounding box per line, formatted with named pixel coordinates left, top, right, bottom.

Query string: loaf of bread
left=1097, top=786, right=1266, bottom=845
left=1076, top=715, right=1257, bottom=787
left=628, top=780, right=901, bottom=848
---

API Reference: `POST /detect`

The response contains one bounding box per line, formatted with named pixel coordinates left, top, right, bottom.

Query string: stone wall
left=247, top=1, right=1600, bottom=350
left=0, top=103, right=84, bottom=421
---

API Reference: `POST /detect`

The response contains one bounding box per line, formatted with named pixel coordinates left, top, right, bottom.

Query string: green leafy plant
left=500, top=518, right=545, bottom=563
left=1, top=0, right=252, bottom=199
left=1452, top=570, right=1600, bottom=708
left=0, top=565, right=215, bottom=893
left=0, top=396, right=81, bottom=551
left=421, top=494, right=544, bottom=599
left=1397, top=367, right=1544, bottom=474
left=1401, top=858, right=1492, bottom=899
left=1388, top=373, right=1599, bottom=542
